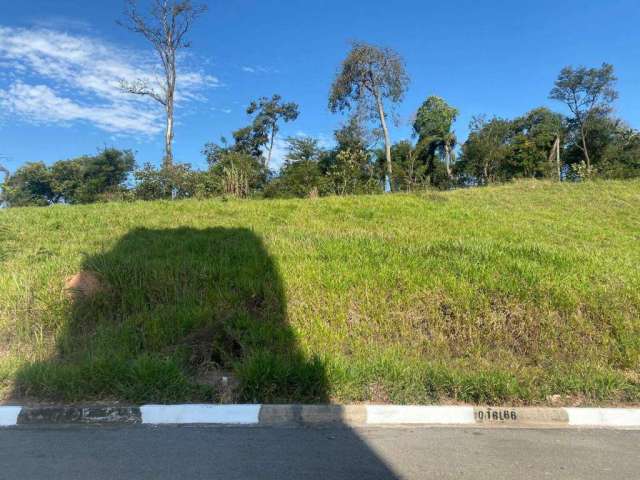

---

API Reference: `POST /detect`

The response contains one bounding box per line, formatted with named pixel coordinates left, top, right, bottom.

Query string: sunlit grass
left=0, top=179, right=638, bottom=405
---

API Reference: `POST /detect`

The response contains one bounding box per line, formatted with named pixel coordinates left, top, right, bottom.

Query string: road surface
left=0, top=425, right=637, bottom=479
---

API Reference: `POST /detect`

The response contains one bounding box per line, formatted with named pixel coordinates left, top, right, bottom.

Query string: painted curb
left=0, top=407, right=22, bottom=427
left=140, top=405, right=260, bottom=425
left=367, top=406, right=475, bottom=425
left=259, top=405, right=366, bottom=426
left=1, top=405, right=639, bottom=428
left=473, top=407, right=568, bottom=426
left=565, top=408, right=640, bottom=427
left=18, top=406, right=141, bottom=425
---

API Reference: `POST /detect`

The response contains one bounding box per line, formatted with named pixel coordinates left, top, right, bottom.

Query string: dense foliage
left=2, top=63, right=639, bottom=206
left=1, top=149, right=135, bottom=206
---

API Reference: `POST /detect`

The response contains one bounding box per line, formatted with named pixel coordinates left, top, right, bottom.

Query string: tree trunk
left=408, top=149, right=415, bottom=191
left=444, top=143, right=452, bottom=178
left=580, top=124, right=591, bottom=170
left=164, top=100, right=174, bottom=169
left=266, top=127, right=275, bottom=169
left=548, top=136, right=561, bottom=181
left=374, top=91, right=393, bottom=192
left=555, top=137, right=561, bottom=181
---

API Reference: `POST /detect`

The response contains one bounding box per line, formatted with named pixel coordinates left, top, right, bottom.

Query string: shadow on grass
left=14, top=227, right=328, bottom=404
left=13, top=227, right=400, bottom=477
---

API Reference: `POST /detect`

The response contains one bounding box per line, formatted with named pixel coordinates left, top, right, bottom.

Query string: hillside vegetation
left=0, top=180, right=639, bottom=405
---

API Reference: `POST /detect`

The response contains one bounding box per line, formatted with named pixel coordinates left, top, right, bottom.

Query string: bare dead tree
left=119, top=0, right=207, bottom=168
left=547, top=135, right=562, bottom=181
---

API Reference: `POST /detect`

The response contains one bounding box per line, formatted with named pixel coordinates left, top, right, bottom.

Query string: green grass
left=0, top=180, right=639, bottom=405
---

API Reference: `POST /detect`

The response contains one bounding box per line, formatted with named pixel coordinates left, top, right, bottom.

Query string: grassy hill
left=0, top=180, right=639, bottom=405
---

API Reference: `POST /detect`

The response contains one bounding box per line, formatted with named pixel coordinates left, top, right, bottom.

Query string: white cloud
left=269, top=137, right=289, bottom=170
left=0, top=82, right=160, bottom=134
left=0, top=25, right=219, bottom=135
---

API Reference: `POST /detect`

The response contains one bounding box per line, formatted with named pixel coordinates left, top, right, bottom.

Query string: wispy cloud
left=0, top=25, right=219, bottom=135
left=0, top=82, right=160, bottom=133
left=29, top=15, right=93, bottom=32
left=211, top=106, right=232, bottom=114
left=241, top=65, right=280, bottom=75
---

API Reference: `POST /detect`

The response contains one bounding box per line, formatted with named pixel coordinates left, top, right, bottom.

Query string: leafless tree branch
left=119, top=0, right=206, bottom=167
left=119, top=79, right=167, bottom=106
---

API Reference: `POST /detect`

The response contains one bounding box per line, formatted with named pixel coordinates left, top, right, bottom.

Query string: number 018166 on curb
left=475, top=409, right=518, bottom=422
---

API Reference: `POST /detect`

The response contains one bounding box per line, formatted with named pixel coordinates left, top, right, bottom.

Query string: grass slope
left=0, top=180, right=639, bottom=405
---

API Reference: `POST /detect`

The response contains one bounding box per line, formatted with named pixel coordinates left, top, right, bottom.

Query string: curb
left=1, top=405, right=639, bottom=429
left=18, top=406, right=141, bottom=425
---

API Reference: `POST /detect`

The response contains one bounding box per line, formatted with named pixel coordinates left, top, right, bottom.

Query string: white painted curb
left=2, top=405, right=640, bottom=428
left=0, top=407, right=22, bottom=426
left=140, top=404, right=261, bottom=425
left=565, top=408, right=640, bottom=427
left=366, top=406, right=475, bottom=425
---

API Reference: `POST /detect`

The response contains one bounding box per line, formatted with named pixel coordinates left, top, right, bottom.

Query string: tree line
left=1, top=0, right=639, bottom=207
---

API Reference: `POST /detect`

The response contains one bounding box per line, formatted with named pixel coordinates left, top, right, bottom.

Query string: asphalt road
left=0, top=425, right=638, bottom=479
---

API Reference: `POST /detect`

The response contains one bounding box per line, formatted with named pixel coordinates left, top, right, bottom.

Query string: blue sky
left=1, top=0, right=639, bottom=172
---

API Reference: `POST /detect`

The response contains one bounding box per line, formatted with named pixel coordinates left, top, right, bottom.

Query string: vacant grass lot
left=0, top=180, right=639, bottom=405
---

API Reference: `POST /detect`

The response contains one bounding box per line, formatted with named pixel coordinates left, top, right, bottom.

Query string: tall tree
left=458, top=116, right=513, bottom=185
left=549, top=63, right=618, bottom=170
left=230, top=126, right=267, bottom=158
left=509, top=107, right=564, bottom=179
left=413, top=96, right=458, bottom=179
left=329, top=42, right=409, bottom=191
left=120, top=0, right=207, bottom=168
left=246, top=95, right=299, bottom=169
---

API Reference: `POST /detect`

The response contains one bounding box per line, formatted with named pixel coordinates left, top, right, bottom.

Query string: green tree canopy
left=458, top=116, right=513, bottom=184
left=265, top=137, right=328, bottom=198
left=246, top=95, right=299, bottom=168
left=549, top=63, right=618, bottom=170
left=508, top=107, right=564, bottom=179
left=1, top=149, right=134, bottom=206
left=1, top=162, right=55, bottom=207
left=413, top=96, right=459, bottom=180
left=376, top=140, right=428, bottom=192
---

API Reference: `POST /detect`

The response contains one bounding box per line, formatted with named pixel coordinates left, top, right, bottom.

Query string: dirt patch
left=64, top=271, right=105, bottom=300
